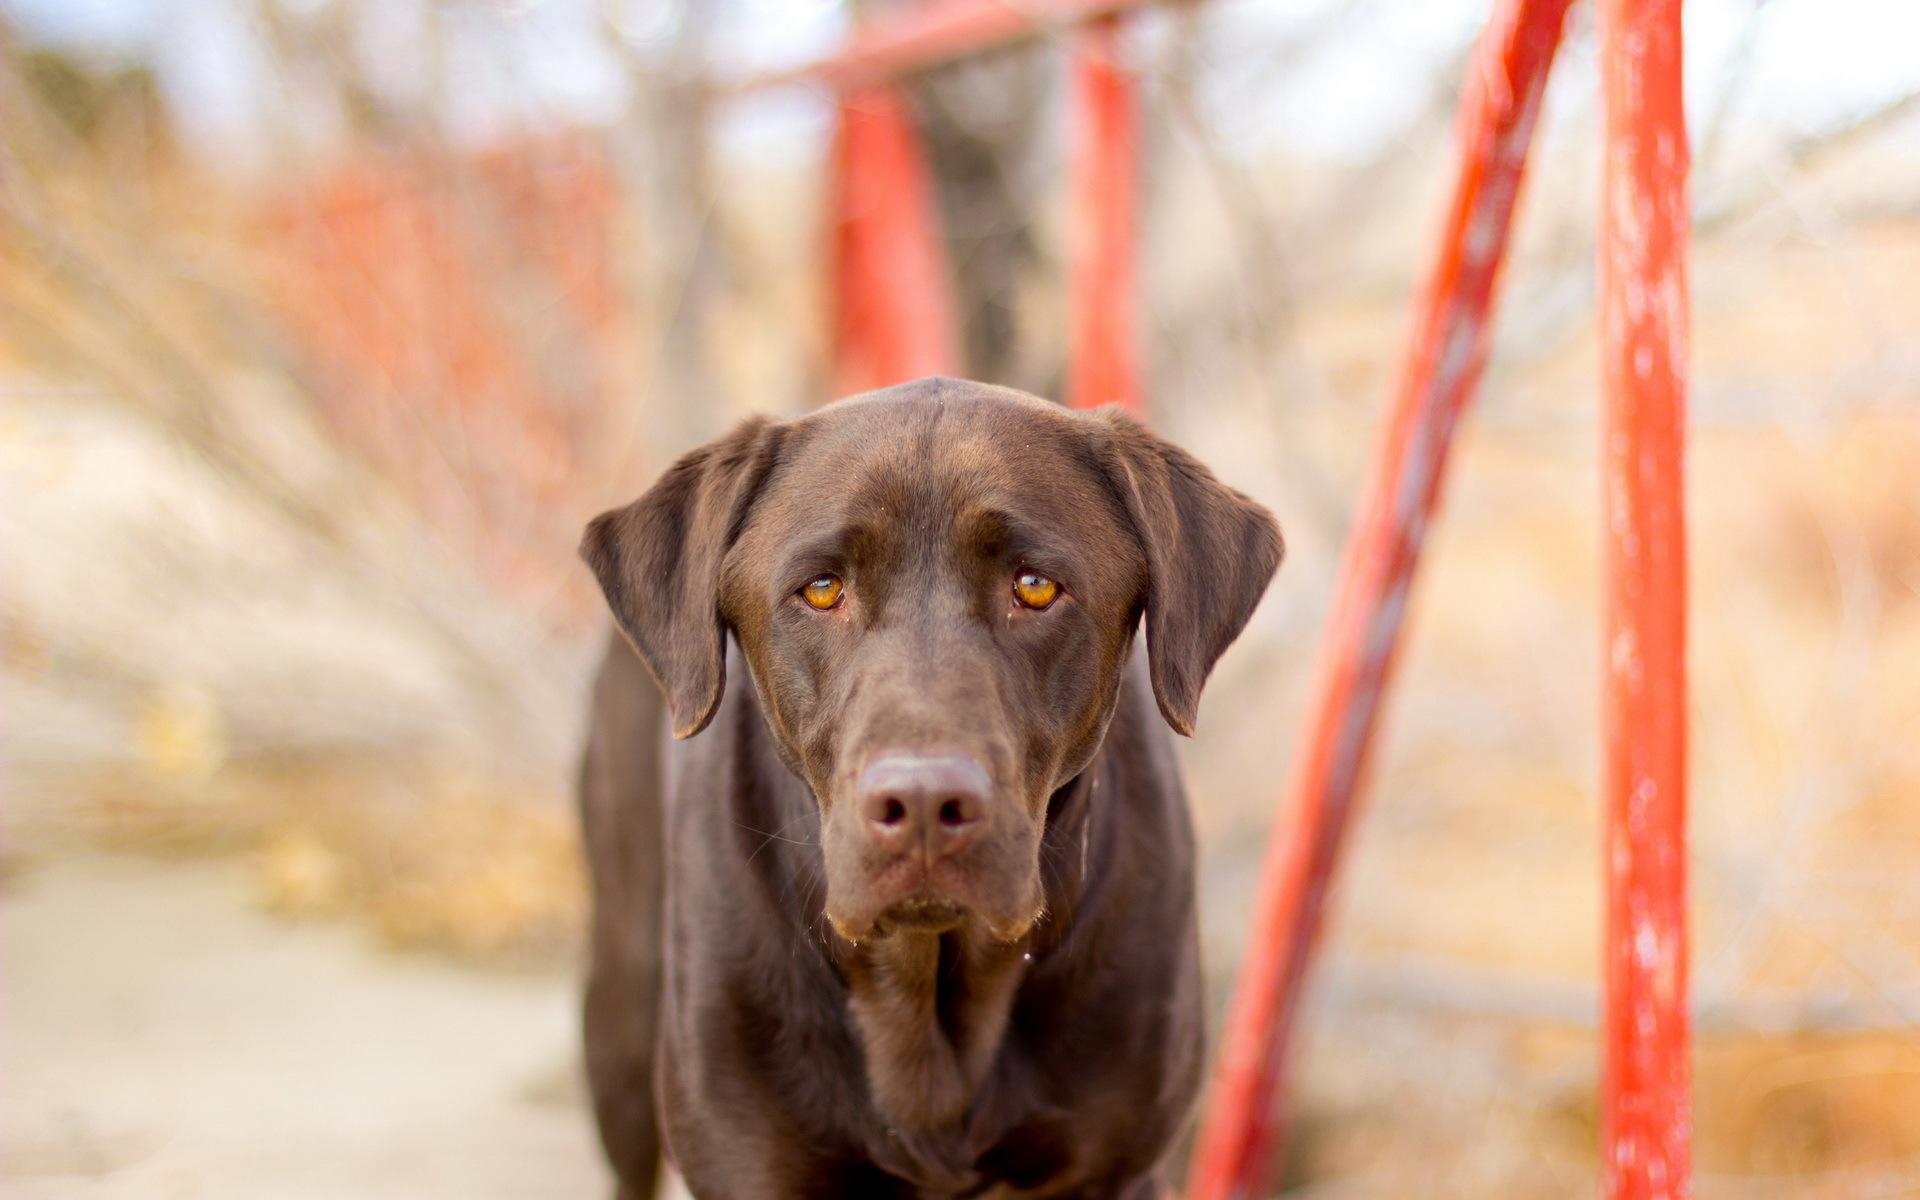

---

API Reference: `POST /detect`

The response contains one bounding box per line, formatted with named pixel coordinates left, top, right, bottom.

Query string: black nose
left=858, top=755, right=992, bottom=858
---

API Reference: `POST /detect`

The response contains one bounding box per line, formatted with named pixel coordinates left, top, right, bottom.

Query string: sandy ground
left=1, top=852, right=615, bottom=1200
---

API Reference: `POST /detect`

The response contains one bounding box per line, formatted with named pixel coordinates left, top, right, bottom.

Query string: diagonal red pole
left=1066, top=13, right=1142, bottom=415
left=1598, top=0, right=1691, bottom=1196
left=829, top=84, right=962, bottom=394
left=1182, top=2, right=1576, bottom=1196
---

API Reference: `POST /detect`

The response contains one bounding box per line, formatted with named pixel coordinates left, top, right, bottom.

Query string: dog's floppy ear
left=1095, top=408, right=1283, bottom=736
left=581, top=416, right=782, bottom=739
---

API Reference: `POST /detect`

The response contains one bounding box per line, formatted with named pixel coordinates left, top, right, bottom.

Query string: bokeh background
left=4, top=0, right=1919, bottom=1197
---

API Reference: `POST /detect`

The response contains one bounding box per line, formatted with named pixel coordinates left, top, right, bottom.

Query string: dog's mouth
left=874, top=894, right=966, bottom=935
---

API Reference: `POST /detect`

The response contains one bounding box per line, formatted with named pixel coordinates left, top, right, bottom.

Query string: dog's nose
left=858, top=755, right=991, bottom=858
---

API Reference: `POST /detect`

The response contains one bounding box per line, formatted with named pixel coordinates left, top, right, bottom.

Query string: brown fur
left=578, top=378, right=1281, bottom=1199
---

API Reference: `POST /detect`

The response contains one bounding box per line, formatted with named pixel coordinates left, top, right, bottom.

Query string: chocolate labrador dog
left=578, top=377, right=1281, bottom=1199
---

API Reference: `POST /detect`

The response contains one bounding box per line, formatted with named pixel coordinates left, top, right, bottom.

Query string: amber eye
left=1013, top=571, right=1060, bottom=610
left=800, top=575, right=844, bottom=609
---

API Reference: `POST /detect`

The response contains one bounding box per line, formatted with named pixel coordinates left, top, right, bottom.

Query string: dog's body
left=579, top=380, right=1280, bottom=1199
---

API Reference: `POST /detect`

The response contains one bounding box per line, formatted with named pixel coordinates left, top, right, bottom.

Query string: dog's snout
left=858, top=755, right=991, bottom=857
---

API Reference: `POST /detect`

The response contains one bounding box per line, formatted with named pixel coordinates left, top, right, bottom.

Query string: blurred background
left=4, top=0, right=1919, bottom=1197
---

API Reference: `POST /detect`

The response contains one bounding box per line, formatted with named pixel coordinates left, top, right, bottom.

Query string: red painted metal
left=828, top=84, right=962, bottom=394
left=1182, top=2, right=1576, bottom=1197
left=1066, top=14, right=1141, bottom=414
left=1598, top=0, right=1692, bottom=1196
left=740, top=0, right=1158, bottom=92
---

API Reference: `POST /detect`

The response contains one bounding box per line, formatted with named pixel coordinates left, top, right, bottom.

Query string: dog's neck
left=841, top=924, right=1029, bottom=1132
left=833, top=766, right=1104, bottom=1135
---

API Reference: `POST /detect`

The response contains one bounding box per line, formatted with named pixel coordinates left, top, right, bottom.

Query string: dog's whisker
left=734, top=816, right=820, bottom=867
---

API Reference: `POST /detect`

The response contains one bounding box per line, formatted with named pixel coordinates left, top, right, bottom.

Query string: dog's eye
left=1013, top=571, right=1060, bottom=610
left=801, top=575, right=844, bottom=609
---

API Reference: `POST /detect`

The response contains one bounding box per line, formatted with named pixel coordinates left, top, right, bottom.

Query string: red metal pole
left=1066, top=14, right=1141, bottom=414
left=738, top=0, right=1159, bottom=92
left=1182, top=2, right=1575, bottom=1196
left=829, top=84, right=962, bottom=394
left=1598, top=0, right=1691, bottom=1196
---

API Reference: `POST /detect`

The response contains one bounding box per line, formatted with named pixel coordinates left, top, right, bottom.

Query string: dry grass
left=12, top=757, right=586, bottom=967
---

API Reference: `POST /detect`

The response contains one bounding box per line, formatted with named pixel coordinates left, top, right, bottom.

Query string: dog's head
left=583, top=379, right=1280, bottom=944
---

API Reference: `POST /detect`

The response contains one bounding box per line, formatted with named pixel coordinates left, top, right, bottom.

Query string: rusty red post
left=829, top=84, right=961, bottom=394
left=1599, top=0, right=1692, bottom=1196
left=1183, top=2, right=1576, bottom=1196
left=1066, top=14, right=1141, bottom=414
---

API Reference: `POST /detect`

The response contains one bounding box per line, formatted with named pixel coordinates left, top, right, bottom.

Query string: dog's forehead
left=771, top=388, right=1110, bottom=520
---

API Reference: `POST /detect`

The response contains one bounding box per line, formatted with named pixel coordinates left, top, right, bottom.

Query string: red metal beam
left=1598, top=0, right=1692, bottom=1195
left=1182, top=2, right=1576, bottom=1196
left=828, top=84, right=962, bottom=394
left=739, top=0, right=1161, bottom=92
left=1066, top=14, right=1141, bottom=414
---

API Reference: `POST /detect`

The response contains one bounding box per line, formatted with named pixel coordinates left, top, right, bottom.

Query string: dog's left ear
left=580, top=416, right=782, bottom=739
left=1095, top=408, right=1283, bottom=736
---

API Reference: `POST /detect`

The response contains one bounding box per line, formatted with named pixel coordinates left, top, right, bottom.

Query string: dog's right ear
left=580, top=417, right=782, bottom=739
